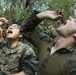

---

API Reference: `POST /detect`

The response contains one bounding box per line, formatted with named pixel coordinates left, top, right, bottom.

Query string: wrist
left=37, top=12, right=46, bottom=20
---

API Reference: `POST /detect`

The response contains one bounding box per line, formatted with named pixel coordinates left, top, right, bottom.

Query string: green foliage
left=0, top=0, right=28, bottom=24
left=50, top=0, right=74, bottom=19
left=0, top=0, right=75, bottom=31
left=33, top=0, right=53, bottom=12
left=12, top=2, right=28, bottom=24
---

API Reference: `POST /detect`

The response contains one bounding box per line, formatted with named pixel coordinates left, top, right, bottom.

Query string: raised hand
left=37, top=9, right=63, bottom=21
left=0, top=17, right=9, bottom=26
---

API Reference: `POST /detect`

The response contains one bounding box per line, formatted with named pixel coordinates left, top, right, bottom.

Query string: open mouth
left=7, top=30, right=13, bottom=34
left=63, top=21, right=66, bottom=25
left=57, top=20, right=67, bottom=27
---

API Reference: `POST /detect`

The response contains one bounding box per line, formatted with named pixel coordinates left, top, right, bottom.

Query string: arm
left=21, top=10, right=63, bottom=51
left=21, top=9, right=63, bottom=33
left=20, top=45, right=37, bottom=75
left=0, top=17, right=9, bottom=38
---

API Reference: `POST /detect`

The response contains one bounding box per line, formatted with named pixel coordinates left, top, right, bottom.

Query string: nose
left=8, top=26, right=13, bottom=29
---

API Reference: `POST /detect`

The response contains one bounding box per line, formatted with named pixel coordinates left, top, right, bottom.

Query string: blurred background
left=0, top=0, right=76, bottom=35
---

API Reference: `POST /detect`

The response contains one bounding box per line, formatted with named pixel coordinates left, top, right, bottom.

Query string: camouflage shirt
left=0, top=41, right=37, bottom=75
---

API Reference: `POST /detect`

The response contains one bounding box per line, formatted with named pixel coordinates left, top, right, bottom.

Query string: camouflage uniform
left=21, top=10, right=76, bottom=75
left=0, top=41, right=37, bottom=75
left=21, top=38, right=39, bottom=60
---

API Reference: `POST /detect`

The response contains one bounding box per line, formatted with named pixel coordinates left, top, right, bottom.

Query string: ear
left=19, top=34, right=23, bottom=38
left=73, top=33, right=76, bottom=40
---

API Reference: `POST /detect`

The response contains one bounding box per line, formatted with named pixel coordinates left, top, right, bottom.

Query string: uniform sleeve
left=68, top=52, right=76, bottom=75
left=21, top=10, right=42, bottom=34
left=21, top=45, right=38, bottom=75
left=21, top=10, right=53, bottom=52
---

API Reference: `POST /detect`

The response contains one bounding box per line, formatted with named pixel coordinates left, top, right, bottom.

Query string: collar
left=47, top=41, right=75, bottom=54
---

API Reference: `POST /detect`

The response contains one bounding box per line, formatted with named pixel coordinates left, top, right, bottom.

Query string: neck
left=51, top=36, right=75, bottom=54
left=7, top=39, right=19, bottom=48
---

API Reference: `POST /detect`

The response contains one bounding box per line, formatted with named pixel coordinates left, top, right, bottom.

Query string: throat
left=7, top=40, right=19, bottom=48
left=50, top=37, right=75, bottom=54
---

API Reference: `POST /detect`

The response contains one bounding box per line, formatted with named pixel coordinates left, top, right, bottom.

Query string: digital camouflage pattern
left=0, top=41, right=38, bottom=75
left=21, top=39, right=39, bottom=60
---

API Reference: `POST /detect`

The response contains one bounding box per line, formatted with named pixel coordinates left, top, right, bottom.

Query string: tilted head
left=6, top=24, right=22, bottom=40
left=56, top=16, right=76, bottom=38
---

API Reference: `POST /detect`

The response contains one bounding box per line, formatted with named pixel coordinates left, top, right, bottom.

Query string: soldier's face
left=56, top=17, right=76, bottom=37
left=6, top=24, right=22, bottom=39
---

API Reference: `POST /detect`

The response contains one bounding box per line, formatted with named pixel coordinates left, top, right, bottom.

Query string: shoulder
left=24, top=44, right=36, bottom=56
left=0, top=40, right=6, bottom=48
left=68, top=52, right=76, bottom=61
left=18, top=42, right=33, bottom=51
left=19, top=42, right=36, bottom=57
left=34, top=30, right=53, bottom=44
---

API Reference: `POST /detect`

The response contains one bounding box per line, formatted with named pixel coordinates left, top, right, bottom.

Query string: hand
left=0, top=17, right=9, bottom=26
left=37, top=9, right=63, bottom=21
left=45, top=9, right=63, bottom=21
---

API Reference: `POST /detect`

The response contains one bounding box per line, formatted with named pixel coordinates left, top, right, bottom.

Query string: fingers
left=5, top=19, right=9, bottom=24
left=0, top=17, right=9, bottom=26
left=55, top=9, right=60, bottom=14
left=55, top=9, right=64, bottom=16
left=53, top=15, right=62, bottom=21
left=0, top=17, right=6, bottom=22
